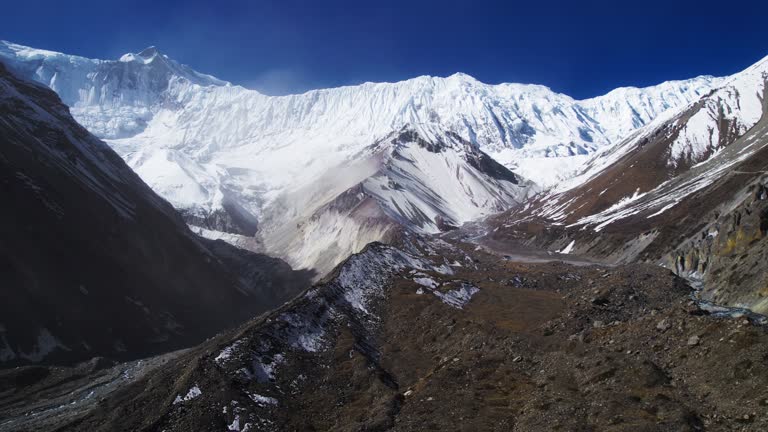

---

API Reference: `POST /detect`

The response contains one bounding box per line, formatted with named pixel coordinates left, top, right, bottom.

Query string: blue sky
left=2, top=0, right=766, bottom=98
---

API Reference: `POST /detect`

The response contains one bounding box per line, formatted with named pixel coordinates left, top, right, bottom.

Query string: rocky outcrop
left=180, top=201, right=259, bottom=236
left=664, top=177, right=768, bottom=312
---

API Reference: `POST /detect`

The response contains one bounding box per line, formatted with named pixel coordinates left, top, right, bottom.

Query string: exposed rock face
left=179, top=202, right=259, bottom=236
left=0, top=63, right=311, bottom=367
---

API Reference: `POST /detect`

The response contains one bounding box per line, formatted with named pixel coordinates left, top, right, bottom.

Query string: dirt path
left=443, top=219, right=607, bottom=267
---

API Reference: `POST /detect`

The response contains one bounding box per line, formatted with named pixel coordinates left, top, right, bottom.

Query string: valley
left=0, top=37, right=767, bottom=432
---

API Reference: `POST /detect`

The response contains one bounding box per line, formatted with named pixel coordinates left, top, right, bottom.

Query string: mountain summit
left=119, top=46, right=163, bottom=63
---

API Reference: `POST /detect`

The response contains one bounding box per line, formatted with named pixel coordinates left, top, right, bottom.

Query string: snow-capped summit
left=119, top=46, right=162, bottom=63
left=0, top=40, right=227, bottom=138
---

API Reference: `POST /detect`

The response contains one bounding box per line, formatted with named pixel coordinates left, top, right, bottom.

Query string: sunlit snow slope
left=257, top=127, right=532, bottom=273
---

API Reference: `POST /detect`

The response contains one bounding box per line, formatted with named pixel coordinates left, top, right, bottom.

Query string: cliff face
left=664, top=175, right=768, bottom=312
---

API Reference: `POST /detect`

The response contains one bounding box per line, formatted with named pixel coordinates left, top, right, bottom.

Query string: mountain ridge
left=0, top=40, right=722, bottom=162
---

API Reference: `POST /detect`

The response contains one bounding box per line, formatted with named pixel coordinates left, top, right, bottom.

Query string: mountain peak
left=447, top=72, right=476, bottom=82
left=119, top=46, right=164, bottom=64
left=138, top=46, right=161, bottom=58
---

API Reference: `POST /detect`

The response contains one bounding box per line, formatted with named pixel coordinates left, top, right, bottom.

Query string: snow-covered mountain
left=0, top=40, right=723, bottom=273
left=0, top=41, right=718, bottom=182
left=0, top=42, right=226, bottom=139
left=533, top=53, right=768, bottom=229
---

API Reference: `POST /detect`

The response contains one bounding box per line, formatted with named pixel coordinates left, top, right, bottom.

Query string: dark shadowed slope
left=0, top=62, right=311, bottom=367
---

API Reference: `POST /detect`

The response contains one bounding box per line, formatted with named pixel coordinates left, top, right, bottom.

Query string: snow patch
left=215, top=340, right=244, bottom=365
left=173, top=384, right=202, bottom=404
left=248, top=393, right=278, bottom=406
left=558, top=240, right=575, bottom=254
left=413, top=276, right=439, bottom=289
left=432, top=283, right=481, bottom=309
left=251, top=353, right=285, bottom=383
